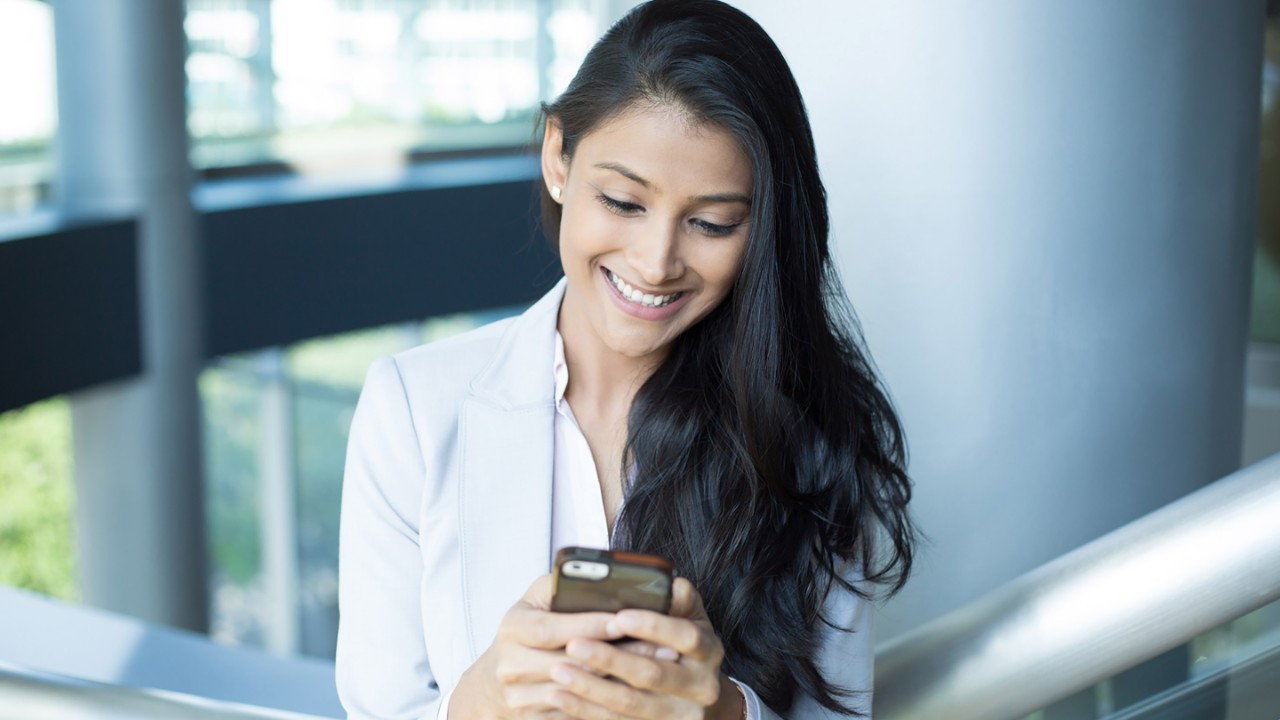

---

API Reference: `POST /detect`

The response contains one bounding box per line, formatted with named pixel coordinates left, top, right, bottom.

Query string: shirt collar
left=553, top=330, right=569, bottom=404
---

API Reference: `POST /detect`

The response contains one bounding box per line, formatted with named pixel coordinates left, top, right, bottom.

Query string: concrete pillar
left=727, top=0, right=1264, bottom=640
left=53, top=0, right=207, bottom=631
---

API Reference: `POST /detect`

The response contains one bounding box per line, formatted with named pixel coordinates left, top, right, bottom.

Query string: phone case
left=551, top=546, right=674, bottom=614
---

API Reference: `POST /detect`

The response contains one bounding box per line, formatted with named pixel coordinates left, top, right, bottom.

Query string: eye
left=690, top=217, right=744, bottom=237
left=597, top=193, right=643, bottom=216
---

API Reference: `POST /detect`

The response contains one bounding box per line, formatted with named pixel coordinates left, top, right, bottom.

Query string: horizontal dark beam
left=0, top=157, right=561, bottom=410
left=201, top=177, right=559, bottom=357
left=0, top=219, right=141, bottom=412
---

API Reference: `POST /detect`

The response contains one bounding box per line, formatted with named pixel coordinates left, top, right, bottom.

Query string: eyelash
left=595, top=193, right=742, bottom=237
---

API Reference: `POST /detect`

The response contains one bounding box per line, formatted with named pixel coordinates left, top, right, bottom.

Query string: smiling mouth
left=605, top=269, right=683, bottom=308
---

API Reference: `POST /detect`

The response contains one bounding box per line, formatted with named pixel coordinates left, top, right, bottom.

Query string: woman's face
left=544, top=104, right=753, bottom=365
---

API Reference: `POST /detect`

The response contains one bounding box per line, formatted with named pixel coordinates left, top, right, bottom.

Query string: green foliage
left=288, top=324, right=416, bottom=389
left=201, top=369, right=264, bottom=586
left=0, top=397, right=78, bottom=600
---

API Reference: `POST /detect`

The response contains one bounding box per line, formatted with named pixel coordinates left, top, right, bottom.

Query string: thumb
left=669, top=577, right=709, bottom=621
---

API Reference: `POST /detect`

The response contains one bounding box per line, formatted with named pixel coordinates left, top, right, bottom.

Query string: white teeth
left=607, top=270, right=680, bottom=308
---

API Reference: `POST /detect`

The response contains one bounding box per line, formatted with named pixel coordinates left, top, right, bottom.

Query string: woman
left=337, top=1, right=915, bottom=718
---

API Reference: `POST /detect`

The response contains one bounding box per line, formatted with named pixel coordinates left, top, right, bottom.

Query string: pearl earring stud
left=551, top=185, right=562, bottom=201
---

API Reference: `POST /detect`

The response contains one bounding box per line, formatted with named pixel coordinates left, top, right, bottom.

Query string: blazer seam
left=457, top=400, right=477, bottom=661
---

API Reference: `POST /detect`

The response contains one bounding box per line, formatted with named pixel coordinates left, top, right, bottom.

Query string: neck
left=556, top=302, right=665, bottom=420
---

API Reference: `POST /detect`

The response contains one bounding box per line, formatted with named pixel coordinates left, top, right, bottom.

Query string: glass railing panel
left=202, top=361, right=270, bottom=649
left=1025, top=598, right=1280, bottom=720
left=292, top=381, right=355, bottom=659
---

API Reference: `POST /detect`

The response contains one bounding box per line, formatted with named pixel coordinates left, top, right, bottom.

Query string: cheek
left=558, top=205, right=615, bottom=260
left=700, top=244, right=748, bottom=294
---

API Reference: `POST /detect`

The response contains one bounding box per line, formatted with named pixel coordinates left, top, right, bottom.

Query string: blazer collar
left=467, top=277, right=566, bottom=409
left=458, top=277, right=565, bottom=660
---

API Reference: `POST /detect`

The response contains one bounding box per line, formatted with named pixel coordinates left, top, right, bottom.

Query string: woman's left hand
left=547, top=577, right=744, bottom=720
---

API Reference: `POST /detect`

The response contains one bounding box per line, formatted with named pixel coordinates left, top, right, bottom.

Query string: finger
left=493, top=645, right=610, bottom=685
left=611, top=611, right=719, bottom=662
left=550, top=663, right=684, bottom=720
left=498, top=680, right=580, bottom=717
left=565, top=639, right=716, bottom=706
left=503, top=606, right=625, bottom=649
left=549, top=686, right=643, bottom=720
left=614, top=640, right=658, bottom=657
left=615, top=640, right=680, bottom=662
left=548, top=687, right=636, bottom=720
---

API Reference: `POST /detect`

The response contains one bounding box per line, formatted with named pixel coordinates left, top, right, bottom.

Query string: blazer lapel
left=457, top=279, right=565, bottom=660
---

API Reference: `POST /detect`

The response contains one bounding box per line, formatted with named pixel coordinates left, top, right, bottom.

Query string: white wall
left=725, top=0, right=1263, bottom=640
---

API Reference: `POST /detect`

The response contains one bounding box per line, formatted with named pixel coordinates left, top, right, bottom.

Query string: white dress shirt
left=549, top=330, right=613, bottom=563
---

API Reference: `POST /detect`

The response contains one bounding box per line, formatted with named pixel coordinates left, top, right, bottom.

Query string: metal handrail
left=0, top=662, right=337, bottom=720
left=873, top=452, right=1280, bottom=720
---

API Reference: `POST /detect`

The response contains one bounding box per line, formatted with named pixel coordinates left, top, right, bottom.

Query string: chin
left=605, top=330, right=677, bottom=360
left=609, top=339, right=665, bottom=359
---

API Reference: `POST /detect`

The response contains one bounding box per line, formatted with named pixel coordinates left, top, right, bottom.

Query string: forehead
left=572, top=104, right=753, bottom=196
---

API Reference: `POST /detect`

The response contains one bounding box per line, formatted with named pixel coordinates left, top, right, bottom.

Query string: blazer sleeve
left=742, top=569, right=876, bottom=719
left=336, top=356, right=440, bottom=720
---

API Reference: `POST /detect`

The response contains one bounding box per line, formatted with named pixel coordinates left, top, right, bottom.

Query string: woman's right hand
left=450, top=574, right=624, bottom=718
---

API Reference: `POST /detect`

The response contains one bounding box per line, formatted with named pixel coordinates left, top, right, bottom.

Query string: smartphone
left=551, top=546, right=674, bottom=614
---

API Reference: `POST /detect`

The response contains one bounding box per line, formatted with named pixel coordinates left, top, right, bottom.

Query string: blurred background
left=1, top=0, right=617, bottom=658
left=0, top=1, right=1278, bottom=719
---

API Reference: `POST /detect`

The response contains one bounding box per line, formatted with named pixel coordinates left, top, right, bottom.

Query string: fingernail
left=551, top=665, right=573, bottom=684
left=566, top=641, right=592, bottom=660
left=656, top=647, right=679, bottom=662
left=606, top=620, right=621, bottom=637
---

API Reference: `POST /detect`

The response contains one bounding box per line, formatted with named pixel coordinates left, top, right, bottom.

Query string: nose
left=626, top=219, right=685, bottom=286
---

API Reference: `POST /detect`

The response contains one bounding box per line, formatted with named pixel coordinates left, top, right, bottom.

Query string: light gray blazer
left=335, top=279, right=873, bottom=720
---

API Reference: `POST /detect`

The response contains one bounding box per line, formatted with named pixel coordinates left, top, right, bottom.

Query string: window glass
left=185, top=0, right=609, bottom=176
left=0, top=0, right=57, bottom=218
left=202, top=365, right=268, bottom=647
left=1253, top=14, right=1280, bottom=344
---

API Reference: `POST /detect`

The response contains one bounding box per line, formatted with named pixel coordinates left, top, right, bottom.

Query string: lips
left=599, top=266, right=692, bottom=321
left=606, top=269, right=683, bottom=308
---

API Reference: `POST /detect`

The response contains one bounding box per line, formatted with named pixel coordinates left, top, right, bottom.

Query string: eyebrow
left=594, top=162, right=752, bottom=206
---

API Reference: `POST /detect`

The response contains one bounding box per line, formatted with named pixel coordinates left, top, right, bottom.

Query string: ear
left=541, top=117, right=568, bottom=203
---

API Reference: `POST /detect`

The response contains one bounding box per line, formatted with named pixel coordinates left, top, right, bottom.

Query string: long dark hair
left=540, top=1, right=915, bottom=714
